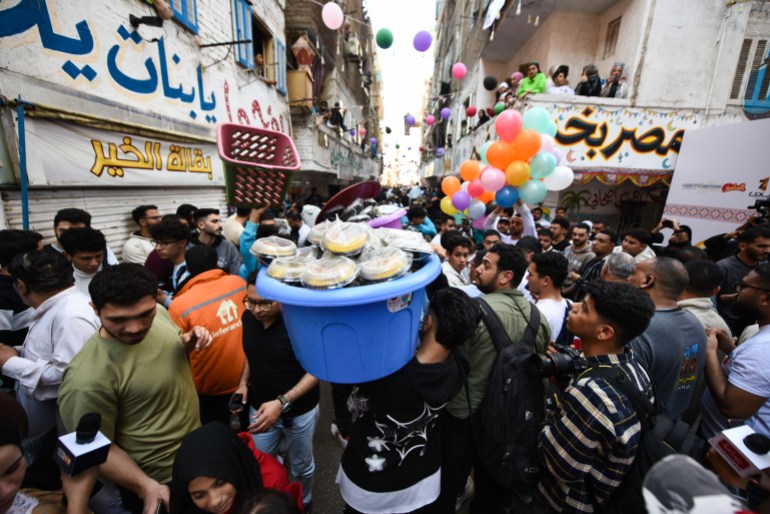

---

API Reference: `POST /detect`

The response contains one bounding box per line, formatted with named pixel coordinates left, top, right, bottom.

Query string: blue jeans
left=250, top=405, right=319, bottom=505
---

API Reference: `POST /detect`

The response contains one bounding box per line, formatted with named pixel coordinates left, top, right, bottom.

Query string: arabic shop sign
left=550, top=104, right=701, bottom=170
left=24, top=118, right=224, bottom=187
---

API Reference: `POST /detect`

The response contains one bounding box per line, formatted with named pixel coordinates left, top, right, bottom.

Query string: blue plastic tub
left=256, top=254, right=441, bottom=383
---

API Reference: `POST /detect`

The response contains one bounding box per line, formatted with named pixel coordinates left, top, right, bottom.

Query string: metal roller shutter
left=1, top=187, right=227, bottom=261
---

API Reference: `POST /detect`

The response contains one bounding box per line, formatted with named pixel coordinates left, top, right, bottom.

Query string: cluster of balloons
left=440, top=107, right=575, bottom=218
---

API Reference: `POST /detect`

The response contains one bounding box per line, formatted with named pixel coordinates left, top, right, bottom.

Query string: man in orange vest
left=169, top=245, right=247, bottom=424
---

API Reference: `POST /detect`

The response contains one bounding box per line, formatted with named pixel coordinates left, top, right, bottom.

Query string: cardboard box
left=709, top=425, right=770, bottom=478
left=54, top=431, right=110, bottom=476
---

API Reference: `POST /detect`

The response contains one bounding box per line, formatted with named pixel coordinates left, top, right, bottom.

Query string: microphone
left=55, top=412, right=111, bottom=475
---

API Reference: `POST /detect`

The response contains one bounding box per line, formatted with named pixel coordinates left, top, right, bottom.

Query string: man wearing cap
left=651, top=218, right=693, bottom=258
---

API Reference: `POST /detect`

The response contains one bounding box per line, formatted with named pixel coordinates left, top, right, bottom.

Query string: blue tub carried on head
left=256, top=255, right=441, bottom=383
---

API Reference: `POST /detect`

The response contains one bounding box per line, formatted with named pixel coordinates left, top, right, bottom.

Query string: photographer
left=651, top=218, right=692, bottom=258
left=537, top=281, right=655, bottom=513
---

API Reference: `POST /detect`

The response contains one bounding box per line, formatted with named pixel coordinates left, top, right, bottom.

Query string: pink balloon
left=481, top=167, right=506, bottom=192
left=472, top=216, right=487, bottom=230
left=452, top=62, right=467, bottom=80
left=321, top=2, right=344, bottom=30
left=539, top=134, right=556, bottom=154
left=468, top=179, right=485, bottom=197
left=452, top=191, right=471, bottom=210
left=495, top=110, right=523, bottom=142
left=425, top=115, right=435, bottom=126
left=359, top=127, right=367, bottom=135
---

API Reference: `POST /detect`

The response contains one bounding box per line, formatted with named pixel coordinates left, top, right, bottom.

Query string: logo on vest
left=216, top=299, right=239, bottom=325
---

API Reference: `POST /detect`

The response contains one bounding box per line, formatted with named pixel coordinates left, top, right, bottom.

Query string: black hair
left=685, top=259, right=725, bottom=297
left=472, top=249, right=487, bottom=266
left=176, top=204, right=198, bottom=222
left=739, top=225, right=770, bottom=244
left=754, top=262, right=770, bottom=289
left=532, top=207, right=543, bottom=214
left=260, top=212, right=276, bottom=222
left=89, top=264, right=158, bottom=310
left=583, top=64, right=599, bottom=77
left=574, top=222, right=591, bottom=233
left=551, top=217, right=570, bottom=230
left=246, top=270, right=258, bottom=286
left=624, top=227, right=653, bottom=246
left=648, top=257, right=689, bottom=300
left=194, top=208, right=220, bottom=222
left=150, top=219, right=190, bottom=242
left=162, top=214, right=184, bottom=223
left=8, top=250, right=74, bottom=293
left=597, top=229, right=618, bottom=244
left=54, top=208, right=91, bottom=227
left=256, top=223, right=279, bottom=239
left=584, top=280, right=655, bottom=345
left=439, top=215, right=455, bottom=227
left=673, top=246, right=708, bottom=264
left=531, top=251, right=569, bottom=288
left=488, top=243, right=528, bottom=288
left=59, top=227, right=106, bottom=256
left=185, top=245, right=219, bottom=277
left=235, top=489, right=301, bottom=514
left=482, top=229, right=501, bottom=240
left=676, top=225, right=692, bottom=242
left=285, top=211, right=302, bottom=222
left=406, top=206, right=427, bottom=221
left=131, top=205, right=158, bottom=224
left=236, top=206, right=252, bottom=217
left=446, top=235, right=471, bottom=254
left=440, top=229, right=461, bottom=250
left=428, top=288, right=480, bottom=348
left=537, top=228, right=554, bottom=239
left=0, top=230, right=43, bottom=268
left=516, top=236, right=541, bottom=255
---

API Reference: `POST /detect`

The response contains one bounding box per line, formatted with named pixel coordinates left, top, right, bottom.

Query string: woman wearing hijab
left=575, top=64, right=603, bottom=96
left=600, top=63, right=628, bottom=98
left=516, top=62, right=547, bottom=98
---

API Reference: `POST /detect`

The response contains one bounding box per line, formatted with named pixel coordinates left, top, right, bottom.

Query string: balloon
left=480, top=141, right=493, bottom=164
left=460, top=181, right=470, bottom=193
left=551, top=148, right=562, bottom=164
left=543, top=165, right=575, bottom=191
left=493, top=102, right=506, bottom=115
left=518, top=179, right=548, bottom=204
left=349, top=129, right=356, bottom=136
left=539, top=134, right=555, bottom=154
left=395, top=144, right=400, bottom=149
left=468, top=179, right=485, bottom=197
left=522, top=107, right=551, bottom=133
left=485, top=141, right=516, bottom=170
left=440, top=196, right=458, bottom=215
left=466, top=106, right=477, bottom=117
left=441, top=176, right=461, bottom=196
left=495, top=110, right=523, bottom=142
left=406, top=114, right=415, bottom=126
left=436, top=148, right=445, bottom=156
left=505, top=160, right=531, bottom=186
left=451, top=62, right=467, bottom=80
left=460, top=160, right=481, bottom=181
left=481, top=167, right=506, bottom=192
left=483, top=76, right=498, bottom=90
left=440, top=108, right=451, bottom=119
left=413, top=30, right=433, bottom=52
left=424, top=115, right=435, bottom=126
left=359, top=127, right=367, bottom=136
left=452, top=191, right=471, bottom=210
left=369, top=137, right=377, bottom=144
left=513, top=129, right=542, bottom=161
left=321, top=2, right=344, bottom=30
left=472, top=216, right=487, bottom=229
left=467, top=199, right=486, bottom=219
left=545, top=120, right=558, bottom=137
left=495, top=186, right=519, bottom=208
left=478, top=190, right=495, bottom=204
left=375, top=28, right=394, bottom=49
left=530, top=152, right=557, bottom=179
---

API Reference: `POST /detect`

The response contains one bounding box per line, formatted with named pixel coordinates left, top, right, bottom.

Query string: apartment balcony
left=292, top=121, right=379, bottom=182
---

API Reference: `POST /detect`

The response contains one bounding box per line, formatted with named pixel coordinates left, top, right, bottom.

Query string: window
left=275, top=39, right=287, bottom=95
left=167, top=0, right=197, bottom=33
left=253, top=19, right=273, bottom=80
left=731, top=38, right=769, bottom=101
left=233, top=0, right=253, bottom=69
left=603, top=17, right=621, bottom=59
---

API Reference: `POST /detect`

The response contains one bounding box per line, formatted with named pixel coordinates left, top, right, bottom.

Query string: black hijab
left=170, top=423, right=263, bottom=514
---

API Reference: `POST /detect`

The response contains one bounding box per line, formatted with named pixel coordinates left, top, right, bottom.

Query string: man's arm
left=232, top=360, right=250, bottom=411
left=100, top=444, right=170, bottom=514
left=247, top=373, right=319, bottom=434
left=180, top=326, right=213, bottom=355
left=515, top=200, right=537, bottom=238
left=483, top=209, right=500, bottom=231
left=225, top=240, right=243, bottom=275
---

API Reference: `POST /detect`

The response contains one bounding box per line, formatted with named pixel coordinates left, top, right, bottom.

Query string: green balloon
left=395, top=144, right=400, bottom=149
left=376, top=29, right=394, bottom=49
left=494, top=102, right=505, bottom=115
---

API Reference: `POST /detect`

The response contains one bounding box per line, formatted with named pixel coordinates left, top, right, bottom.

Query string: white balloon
left=467, top=199, right=486, bottom=219
left=322, top=2, right=344, bottom=30
left=461, top=181, right=470, bottom=193
left=543, top=166, right=575, bottom=191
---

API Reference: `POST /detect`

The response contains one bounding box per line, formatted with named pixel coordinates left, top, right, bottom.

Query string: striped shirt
left=537, top=351, right=654, bottom=513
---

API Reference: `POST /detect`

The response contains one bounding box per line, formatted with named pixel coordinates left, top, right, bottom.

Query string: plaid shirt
left=537, top=351, right=654, bottom=513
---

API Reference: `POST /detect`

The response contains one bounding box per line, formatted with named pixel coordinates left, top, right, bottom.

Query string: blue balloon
left=480, top=141, right=493, bottom=165
left=495, top=185, right=519, bottom=208
left=530, top=152, right=557, bottom=179
left=522, top=107, right=551, bottom=133
left=545, top=120, right=558, bottom=137
left=518, top=179, right=548, bottom=204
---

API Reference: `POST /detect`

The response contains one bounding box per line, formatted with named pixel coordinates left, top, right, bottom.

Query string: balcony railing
left=294, top=122, right=379, bottom=180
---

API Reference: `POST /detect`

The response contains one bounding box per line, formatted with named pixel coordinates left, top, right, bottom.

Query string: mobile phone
left=228, top=393, right=244, bottom=411
left=661, top=219, right=674, bottom=229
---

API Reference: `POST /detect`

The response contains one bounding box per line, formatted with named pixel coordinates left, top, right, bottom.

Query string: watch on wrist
left=277, top=394, right=292, bottom=413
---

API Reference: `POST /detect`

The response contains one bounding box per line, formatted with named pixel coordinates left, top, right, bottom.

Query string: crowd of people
left=0, top=192, right=769, bottom=514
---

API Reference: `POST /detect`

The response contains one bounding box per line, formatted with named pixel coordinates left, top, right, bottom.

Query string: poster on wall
left=24, top=118, right=225, bottom=187
left=663, top=118, right=770, bottom=243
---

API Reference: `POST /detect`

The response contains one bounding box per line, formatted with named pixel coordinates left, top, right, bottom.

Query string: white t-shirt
left=535, top=298, right=569, bottom=342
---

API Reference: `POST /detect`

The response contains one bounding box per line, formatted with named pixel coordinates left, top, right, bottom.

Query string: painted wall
left=592, top=0, right=646, bottom=88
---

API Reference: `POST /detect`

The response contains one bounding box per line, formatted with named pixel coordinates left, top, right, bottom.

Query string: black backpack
left=471, top=296, right=544, bottom=488
left=583, top=366, right=707, bottom=514
left=553, top=300, right=574, bottom=350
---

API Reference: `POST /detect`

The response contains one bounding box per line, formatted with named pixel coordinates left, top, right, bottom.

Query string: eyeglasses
left=735, top=281, right=770, bottom=293
left=151, top=239, right=181, bottom=247
left=243, top=296, right=274, bottom=309
left=144, top=215, right=162, bottom=221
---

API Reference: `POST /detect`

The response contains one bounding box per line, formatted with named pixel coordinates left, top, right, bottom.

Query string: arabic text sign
left=24, top=118, right=225, bottom=187
left=551, top=104, right=701, bottom=170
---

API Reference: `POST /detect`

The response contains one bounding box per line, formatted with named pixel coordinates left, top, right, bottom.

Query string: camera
left=530, top=347, right=587, bottom=378
left=749, top=199, right=770, bottom=222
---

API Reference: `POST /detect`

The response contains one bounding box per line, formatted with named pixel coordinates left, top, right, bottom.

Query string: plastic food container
left=359, top=247, right=412, bottom=283
left=300, top=256, right=359, bottom=290
left=267, top=255, right=311, bottom=283
left=250, top=236, right=297, bottom=266
left=322, top=221, right=369, bottom=256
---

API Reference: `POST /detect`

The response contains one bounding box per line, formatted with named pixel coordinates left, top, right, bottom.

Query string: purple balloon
left=440, top=108, right=451, bottom=119
left=406, top=114, right=416, bottom=126
left=436, top=148, right=445, bottom=156
left=370, top=137, right=377, bottom=144
left=349, top=129, right=356, bottom=136
left=452, top=191, right=471, bottom=211
left=551, top=148, right=562, bottom=164
left=413, top=30, right=433, bottom=52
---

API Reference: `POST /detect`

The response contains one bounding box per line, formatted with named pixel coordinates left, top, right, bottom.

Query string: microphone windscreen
left=75, top=413, right=101, bottom=444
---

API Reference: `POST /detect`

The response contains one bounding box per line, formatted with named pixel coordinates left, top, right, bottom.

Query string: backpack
left=470, top=296, right=544, bottom=488
left=583, top=366, right=707, bottom=514
left=553, top=300, right=574, bottom=350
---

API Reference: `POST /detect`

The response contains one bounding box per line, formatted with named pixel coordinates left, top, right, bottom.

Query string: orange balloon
left=513, top=129, right=542, bottom=161
left=478, top=190, right=495, bottom=204
left=460, top=160, right=481, bottom=181
left=441, top=176, right=461, bottom=196
left=505, top=161, right=531, bottom=186
left=486, top=141, right=516, bottom=170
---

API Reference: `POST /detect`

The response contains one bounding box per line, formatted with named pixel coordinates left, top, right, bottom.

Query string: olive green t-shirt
left=58, top=306, right=200, bottom=484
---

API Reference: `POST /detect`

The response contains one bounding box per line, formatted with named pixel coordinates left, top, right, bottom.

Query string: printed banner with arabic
left=24, top=119, right=224, bottom=187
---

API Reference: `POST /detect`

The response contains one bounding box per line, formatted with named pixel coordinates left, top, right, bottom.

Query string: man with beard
left=194, top=208, right=242, bottom=275
left=651, top=218, right=692, bottom=258
left=561, top=223, right=595, bottom=293
left=567, top=229, right=617, bottom=301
